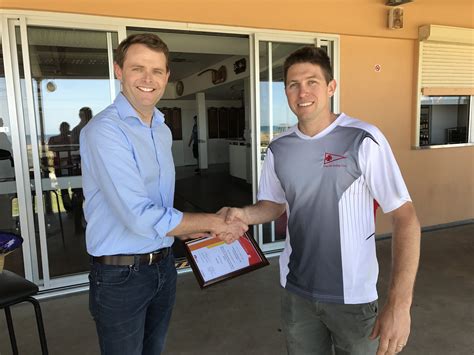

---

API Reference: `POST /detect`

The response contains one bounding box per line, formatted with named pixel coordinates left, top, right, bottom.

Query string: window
left=416, top=25, right=474, bottom=147
left=419, top=96, right=471, bottom=146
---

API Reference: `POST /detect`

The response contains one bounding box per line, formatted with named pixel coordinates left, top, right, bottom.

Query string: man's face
left=114, top=44, right=170, bottom=117
left=285, top=62, right=336, bottom=123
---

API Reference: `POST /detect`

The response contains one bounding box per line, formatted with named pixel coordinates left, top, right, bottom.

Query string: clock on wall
left=175, top=81, right=184, bottom=96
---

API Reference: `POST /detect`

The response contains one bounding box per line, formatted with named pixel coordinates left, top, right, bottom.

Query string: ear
left=327, top=79, right=337, bottom=97
left=114, top=62, right=123, bottom=81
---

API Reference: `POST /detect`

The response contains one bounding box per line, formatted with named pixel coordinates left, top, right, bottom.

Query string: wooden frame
left=184, top=232, right=269, bottom=288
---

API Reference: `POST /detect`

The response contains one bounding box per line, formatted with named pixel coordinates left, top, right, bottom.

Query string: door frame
left=252, top=33, right=340, bottom=252
left=2, top=13, right=123, bottom=290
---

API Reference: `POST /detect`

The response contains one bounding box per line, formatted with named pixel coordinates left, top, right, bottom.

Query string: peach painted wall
left=1, top=0, right=473, bottom=40
left=339, top=36, right=473, bottom=232
left=2, top=1, right=473, bottom=233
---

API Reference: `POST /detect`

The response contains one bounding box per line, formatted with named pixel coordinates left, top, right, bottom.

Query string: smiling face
left=114, top=43, right=170, bottom=123
left=285, top=62, right=336, bottom=126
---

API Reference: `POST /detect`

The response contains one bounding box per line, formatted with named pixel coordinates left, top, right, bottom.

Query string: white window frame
left=414, top=25, right=474, bottom=149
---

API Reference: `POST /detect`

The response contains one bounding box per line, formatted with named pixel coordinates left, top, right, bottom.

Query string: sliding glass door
left=0, top=19, right=26, bottom=277
left=3, top=15, right=120, bottom=289
left=254, top=35, right=338, bottom=252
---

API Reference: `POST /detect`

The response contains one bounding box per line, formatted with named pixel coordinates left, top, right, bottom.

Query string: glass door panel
left=258, top=41, right=309, bottom=252
left=14, top=24, right=118, bottom=285
left=256, top=39, right=336, bottom=252
left=0, top=29, right=24, bottom=276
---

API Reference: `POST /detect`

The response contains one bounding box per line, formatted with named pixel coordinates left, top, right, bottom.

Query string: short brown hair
left=115, top=33, right=170, bottom=71
left=283, top=46, right=333, bottom=85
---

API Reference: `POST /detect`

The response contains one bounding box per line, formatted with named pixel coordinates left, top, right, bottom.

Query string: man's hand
left=208, top=210, right=247, bottom=244
left=214, top=207, right=250, bottom=243
left=371, top=202, right=419, bottom=354
left=214, top=201, right=285, bottom=243
left=370, top=302, right=411, bottom=354
left=216, top=206, right=249, bottom=225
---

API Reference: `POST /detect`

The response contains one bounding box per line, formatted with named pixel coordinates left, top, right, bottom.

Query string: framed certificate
left=184, top=232, right=269, bottom=288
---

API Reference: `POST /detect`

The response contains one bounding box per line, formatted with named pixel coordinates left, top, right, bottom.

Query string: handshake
left=172, top=201, right=284, bottom=244
left=175, top=206, right=249, bottom=245
left=213, top=206, right=249, bottom=244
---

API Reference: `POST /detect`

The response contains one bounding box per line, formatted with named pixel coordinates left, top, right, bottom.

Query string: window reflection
left=0, top=41, right=24, bottom=276
left=259, top=42, right=304, bottom=160
left=258, top=41, right=309, bottom=245
left=23, top=26, right=118, bottom=278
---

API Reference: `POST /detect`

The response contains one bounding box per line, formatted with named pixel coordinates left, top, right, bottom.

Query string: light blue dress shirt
left=80, top=93, right=183, bottom=256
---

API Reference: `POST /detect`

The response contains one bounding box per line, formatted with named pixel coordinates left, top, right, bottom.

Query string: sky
left=39, top=79, right=117, bottom=136
left=260, top=81, right=297, bottom=128
left=0, top=78, right=117, bottom=137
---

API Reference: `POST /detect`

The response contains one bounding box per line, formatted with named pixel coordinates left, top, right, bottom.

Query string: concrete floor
left=0, top=223, right=473, bottom=355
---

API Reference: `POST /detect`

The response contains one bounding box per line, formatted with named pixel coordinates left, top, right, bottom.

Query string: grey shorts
left=281, top=288, right=379, bottom=355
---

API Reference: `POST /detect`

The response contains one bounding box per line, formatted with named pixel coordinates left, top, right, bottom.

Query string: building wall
left=2, top=0, right=473, bottom=39
left=2, top=1, right=473, bottom=233
left=339, top=35, right=473, bottom=231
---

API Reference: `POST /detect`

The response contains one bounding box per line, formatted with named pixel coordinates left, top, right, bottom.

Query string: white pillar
left=196, top=92, right=208, bottom=170
left=244, top=77, right=252, bottom=184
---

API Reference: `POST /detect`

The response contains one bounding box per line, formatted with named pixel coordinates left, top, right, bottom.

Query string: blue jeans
left=89, top=254, right=177, bottom=355
left=281, top=288, right=379, bottom=355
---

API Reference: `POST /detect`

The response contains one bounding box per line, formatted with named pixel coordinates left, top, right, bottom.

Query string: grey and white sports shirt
left=258, top=113, right=411, bottom=304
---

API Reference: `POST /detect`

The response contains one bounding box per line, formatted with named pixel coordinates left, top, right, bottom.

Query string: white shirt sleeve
left=257, top=149, right=287, bottom=204
left=359, top=132, right=411, bottom=213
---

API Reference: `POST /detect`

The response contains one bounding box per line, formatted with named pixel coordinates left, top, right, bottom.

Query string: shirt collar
left=294, top=113, right=343, bottom=139
left=114, top=92, right=165, bottom=127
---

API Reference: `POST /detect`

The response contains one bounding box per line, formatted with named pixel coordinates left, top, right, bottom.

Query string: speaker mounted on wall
left=388, top=7, right=404, bottom=29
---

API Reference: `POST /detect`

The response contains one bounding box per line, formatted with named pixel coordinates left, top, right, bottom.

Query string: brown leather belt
left=92, top=247, right=171, bottom=266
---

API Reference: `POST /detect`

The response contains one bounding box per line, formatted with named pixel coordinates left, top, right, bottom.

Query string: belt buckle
left=148, top=253, right=153, bottom=266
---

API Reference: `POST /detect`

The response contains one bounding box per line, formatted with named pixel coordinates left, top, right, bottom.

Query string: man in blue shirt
left=80, top=33, right=247, bottom=355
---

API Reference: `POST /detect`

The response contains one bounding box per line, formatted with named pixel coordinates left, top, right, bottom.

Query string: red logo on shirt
left=324, top=152, right=347, bottom=167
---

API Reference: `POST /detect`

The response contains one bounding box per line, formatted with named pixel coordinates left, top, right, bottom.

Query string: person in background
left=188, top=115, right=200, bottom=174
left=70, top=107, right=93, bottom=230
left=80, top=33, right=247, bottom=355
left=48, top=121, right=71, bottom=147
left=0, top=117, right=14, bottom=179
left=71, top=107, right=93, bottom=145
left=48, top=121, right=73, bottom=212
left=0, top=117, right=12, bottom=152
left=220, top=46, right=421, bottom=355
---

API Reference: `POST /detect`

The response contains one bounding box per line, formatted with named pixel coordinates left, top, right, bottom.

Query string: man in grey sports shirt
left=221, top=46, right=421, bottom=355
